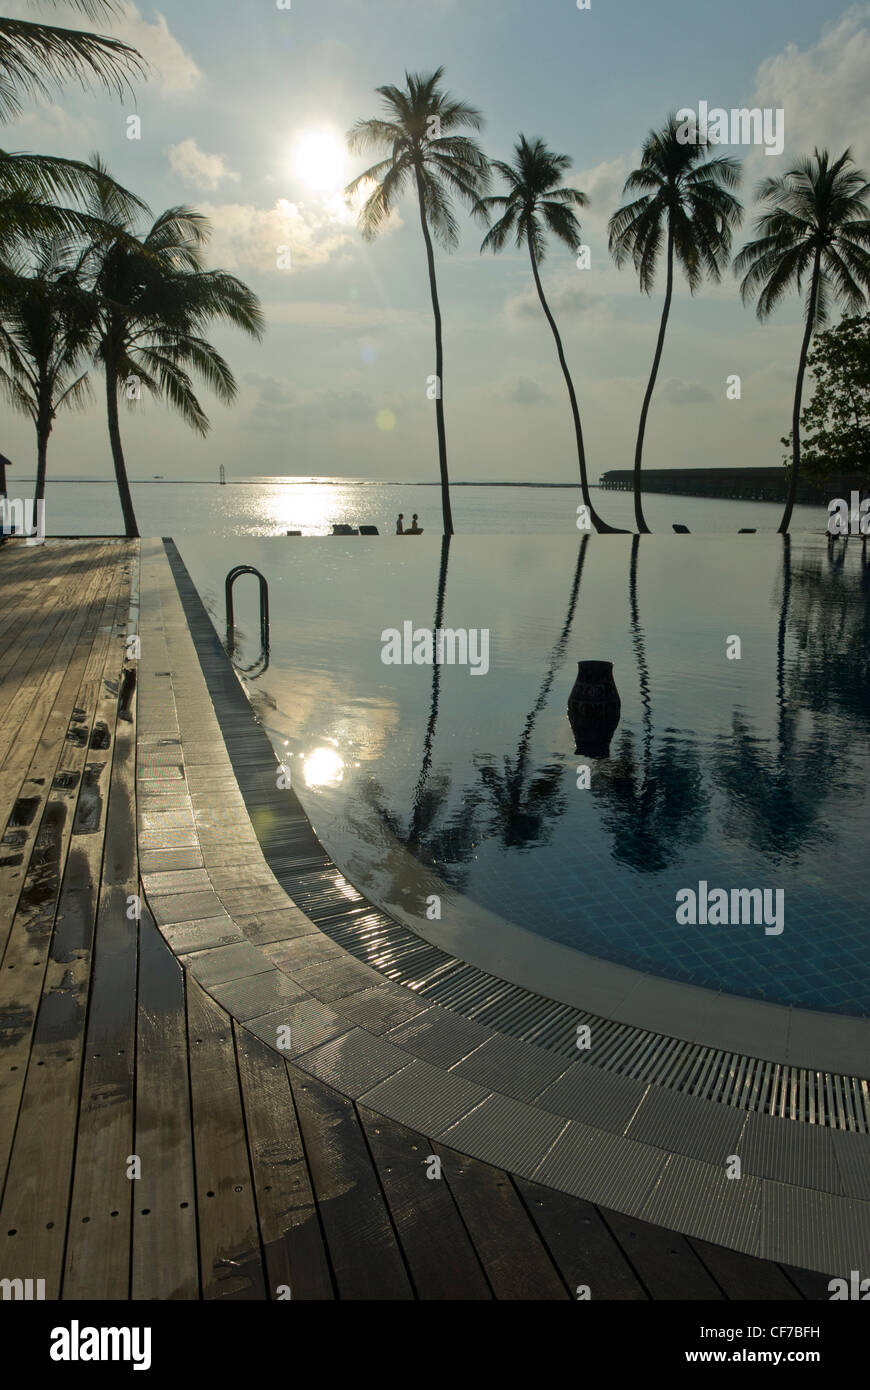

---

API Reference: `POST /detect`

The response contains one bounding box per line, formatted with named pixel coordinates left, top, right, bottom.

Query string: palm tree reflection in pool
left=591, top=537, right=710, bottom=872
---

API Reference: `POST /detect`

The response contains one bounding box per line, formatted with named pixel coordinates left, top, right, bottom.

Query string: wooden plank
left=778, top=1263, right=836, bottom=1300
left=62, top=658, right=139, bottom=1299
left=131, top=908, right=198, bottom=1301
left=0, top=553, right=130, bottom=1291
left=357, top=1102, right=492, bottom=1300
left=0, top=543, right=72, bottom=668
left=687, top=1236, right=803, bottom=1300
left=0, top=544, right=68, bottom=661
left=186, top=976, right=266, bottom=1299
left=0, top=543, right=106, bottom=757
left=288, top=1066, right=414, bottom=1300
left=597, top=1208, right=725, bottom=1300
left=0, top=547, right=117, bottom=953
left=514, top=1176, right=649, bottom=1300
left=0, top=549, right=129, bottom=1208
left=431, top=1141, right=571, bottom=1300
left=235, top=1026, right=334, bottom=1300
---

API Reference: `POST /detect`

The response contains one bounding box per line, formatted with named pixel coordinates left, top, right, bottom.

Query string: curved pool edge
left=142, top=538, right=870, bottom=1279
left=307, top=812, right=870, bottom=1077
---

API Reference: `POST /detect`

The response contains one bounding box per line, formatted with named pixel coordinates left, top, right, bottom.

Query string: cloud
left=570, top=154, right=630, bottom=218
left=244, top=374, right=378, bottom=433
left=506, top=377, right=549, bottom=405
left=506, top=281, right=613, bottom=326
left=110, top=3, right=202, bottom=95
left=4, top=100, right=97, bottom=150
left=168, top=138, right=239, bottom=190
left=199, top=198, right=354, bottom=271
left=750, top=7, right=870, bottom=166
left=659, top=377, right=714, bottom=405
left=264, top=299, right=425, bottom=330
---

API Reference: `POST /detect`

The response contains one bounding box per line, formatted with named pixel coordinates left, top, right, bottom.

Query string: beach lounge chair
left=359, top=525, right=379, bottom=535
left=332, top=523, right=359, bottom=535
left=672, top=523, right=690, bottom=533
left=738, top=528, right=756, bottom=533
left=286, top=530, right=301, bottom=535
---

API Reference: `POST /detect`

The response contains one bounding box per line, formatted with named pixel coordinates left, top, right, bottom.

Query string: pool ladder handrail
left=225, top=564, right=270, bottom=672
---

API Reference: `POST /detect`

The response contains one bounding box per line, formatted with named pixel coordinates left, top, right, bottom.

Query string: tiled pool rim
left=137, top=539, right=870, bottom=1276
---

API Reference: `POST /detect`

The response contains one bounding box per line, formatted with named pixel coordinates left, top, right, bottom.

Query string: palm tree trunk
left=105, top=362, right=139, bottom=538
left=32, top=419, right=49, bottom=534
left=780, top=252, right=822, bottom=534
left=415, top=172, right=453, bottom=536
left=633, top=224, right=675, bottom=534
left=527, top=236, right=620, bottom=534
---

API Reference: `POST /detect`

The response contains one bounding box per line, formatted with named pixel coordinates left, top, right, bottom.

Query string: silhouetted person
left=408, top=513, right=424, bottom=534
left=396, top=513, right=404, bottom=534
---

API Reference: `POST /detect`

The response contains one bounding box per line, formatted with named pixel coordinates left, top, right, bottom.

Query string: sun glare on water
left=303, top=746, right=344, bottom=788
left=294, top=130, right=346, bottom=192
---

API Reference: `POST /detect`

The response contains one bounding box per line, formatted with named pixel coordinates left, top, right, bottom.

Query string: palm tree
left=735, top=149, right=870, bottom=533
left=0, top=234, right=92, bottom=530
left=609, top=115, right=743, bottom=532
left=0, top=0, right=144, bottom=122
left=346, top=67, right=490, bottom=535
left=478, top=136, right=620, bottom=533
left=78, top=162, right=264, bottom=537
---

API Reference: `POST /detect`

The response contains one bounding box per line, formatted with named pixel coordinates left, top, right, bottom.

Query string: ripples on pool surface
left=179, top=534, right=870, bottom=1018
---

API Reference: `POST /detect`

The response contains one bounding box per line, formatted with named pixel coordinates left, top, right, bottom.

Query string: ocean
left=9, top=476, right=826, bottom=536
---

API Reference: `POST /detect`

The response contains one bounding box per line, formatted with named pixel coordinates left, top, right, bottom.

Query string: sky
left=3, top=0, right=870, bottom=485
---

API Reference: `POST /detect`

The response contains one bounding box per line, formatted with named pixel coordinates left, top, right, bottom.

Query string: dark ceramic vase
left=567, top=660, right=621, bottom=758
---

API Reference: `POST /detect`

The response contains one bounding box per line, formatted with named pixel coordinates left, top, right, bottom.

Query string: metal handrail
left=225, top=564, right=269, bottom=658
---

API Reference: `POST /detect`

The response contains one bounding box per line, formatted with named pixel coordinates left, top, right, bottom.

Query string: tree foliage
left=781, top=314, right=870, bottom=482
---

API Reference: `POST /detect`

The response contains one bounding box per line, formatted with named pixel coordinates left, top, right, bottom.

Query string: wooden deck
left=0, top=539, right=834, bottom=1300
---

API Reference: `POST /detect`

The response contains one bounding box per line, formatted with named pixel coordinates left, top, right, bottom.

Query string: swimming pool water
left=179, top=533, right=870, bottom=1017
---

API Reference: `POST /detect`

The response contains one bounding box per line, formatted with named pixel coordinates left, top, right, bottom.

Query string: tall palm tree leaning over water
left=76, top=160, right=264, bottom=537
left=609, top=115, right=743, bottom=533
left=346, top=68, right=490, bottom=535
left=735, top=149, right=870, bottom=534
left=478, top=136, right=621, bottom=534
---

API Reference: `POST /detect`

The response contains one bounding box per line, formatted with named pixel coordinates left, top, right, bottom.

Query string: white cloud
left=168, top=138, right=239, bottom=190
left=106, top=3, right=202, bottom=96
left=199, top=198, right=353, bottom=271
left=750, top=7, right=870, bottom=169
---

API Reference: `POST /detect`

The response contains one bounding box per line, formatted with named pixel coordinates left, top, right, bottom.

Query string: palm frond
left=0, top=16, right=145, bottom=121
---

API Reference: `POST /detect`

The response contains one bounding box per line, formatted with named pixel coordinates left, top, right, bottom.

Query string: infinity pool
left=179, top=533, right=870, bottom=1017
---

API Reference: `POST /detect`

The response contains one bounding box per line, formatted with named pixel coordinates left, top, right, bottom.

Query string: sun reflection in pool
left=303, top=745, right=345, bottom=787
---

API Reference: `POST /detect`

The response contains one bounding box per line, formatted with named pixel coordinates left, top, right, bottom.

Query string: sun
left=294, top=130, right=346, bottom=193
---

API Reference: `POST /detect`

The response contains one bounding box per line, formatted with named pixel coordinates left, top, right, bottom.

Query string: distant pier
left=598, top=467, right=868, bottom=505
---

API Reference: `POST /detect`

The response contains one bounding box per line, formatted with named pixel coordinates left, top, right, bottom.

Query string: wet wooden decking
left=0, top=539, right=832, bottom=1300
